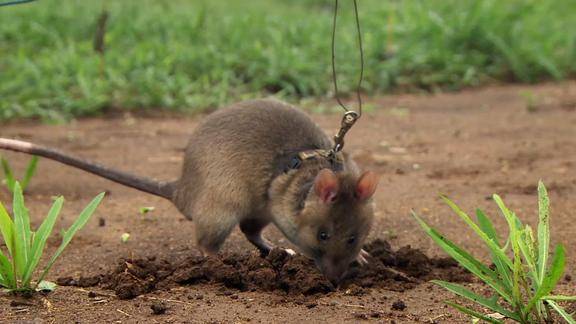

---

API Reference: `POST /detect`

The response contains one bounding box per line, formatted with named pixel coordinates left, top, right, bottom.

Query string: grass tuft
left=413, top=181, right=575, bottom=323
left=0, top=182, right=105, bottom=292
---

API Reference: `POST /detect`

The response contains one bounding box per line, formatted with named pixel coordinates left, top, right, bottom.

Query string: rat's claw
left=360, top=249, right=371, bottom=258
left=284, top=248, right=296, bottom=256
left=356, top=249, right=371, bottom=266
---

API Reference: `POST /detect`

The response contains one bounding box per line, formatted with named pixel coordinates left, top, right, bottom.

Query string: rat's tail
left=0, top=138, right=175, bottom=200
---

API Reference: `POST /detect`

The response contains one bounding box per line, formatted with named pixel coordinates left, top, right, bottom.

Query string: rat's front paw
left=284, top=248, right=296, bottom=256
left=356, top=249, right=371, bottom=266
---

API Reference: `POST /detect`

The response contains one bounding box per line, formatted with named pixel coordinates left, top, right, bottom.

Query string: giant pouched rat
left=0, top=99, right=379, bottom=285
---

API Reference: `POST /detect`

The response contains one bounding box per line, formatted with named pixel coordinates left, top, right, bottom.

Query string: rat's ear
left=355, top=171, right=379, bottom=201
left=314, top=169, right=339, bottom=204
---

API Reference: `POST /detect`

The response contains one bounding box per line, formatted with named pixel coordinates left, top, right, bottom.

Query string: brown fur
left=0, top=99, right=378, bottom=284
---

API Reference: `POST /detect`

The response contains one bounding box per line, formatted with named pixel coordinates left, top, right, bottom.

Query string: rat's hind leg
left=239, top=218, right=274, bottom=256
left=194, top=207, right=239, bottom=255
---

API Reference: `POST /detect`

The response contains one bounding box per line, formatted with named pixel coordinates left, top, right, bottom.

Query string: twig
left=91, top=299, right=109, bottom=304
left=383, top=266, right=416, bottom=283
left=75, top=287, right=115, bottom=298
left=428, top=314, right=448, bottom=323
left=136, top=295, right=197, bottom=307
left=116, top=309, right=132, bottom=317
left=319, top=301, right=366, bottom=309
left=76, top=286, right=196, bottom=307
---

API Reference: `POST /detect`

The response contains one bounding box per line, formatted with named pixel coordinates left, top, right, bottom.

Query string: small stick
left=383, top=266, right=416, bottom=283
left=91, top=299, right=109, bottom=304
left=136, top=295, right=197, bottom=307
left=76, top=286, right=196, bottom=307
left=319, top=301, right=366, bottom=309
left=428, top=314, right=448, bottom=323
left=75, top=287, right=115, bottom=298
left=116, top=309, right=132, bottom=317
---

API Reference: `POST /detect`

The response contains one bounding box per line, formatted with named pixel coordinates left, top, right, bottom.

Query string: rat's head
left=295, top=168, right=379, bottom=286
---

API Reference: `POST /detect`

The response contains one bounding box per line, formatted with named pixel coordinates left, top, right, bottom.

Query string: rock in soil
left=391, top=300, right=407, bottom=311
left=150, top=301, right=168, bottom=315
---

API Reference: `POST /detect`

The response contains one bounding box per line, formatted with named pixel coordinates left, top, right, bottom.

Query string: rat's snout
left=316, top=257, right=348, bottom=287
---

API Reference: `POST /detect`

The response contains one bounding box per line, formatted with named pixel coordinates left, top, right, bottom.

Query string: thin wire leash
left=0, top=0, right=36, bottom=7
left=330, top=0, right=364, bottom=154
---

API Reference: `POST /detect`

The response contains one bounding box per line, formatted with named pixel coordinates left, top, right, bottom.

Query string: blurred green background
left=1, top=0, right=575, bottom=121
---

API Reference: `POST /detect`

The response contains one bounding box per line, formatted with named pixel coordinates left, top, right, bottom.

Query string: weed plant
left=0, top=182, right=104, bottom=292
left=413, top=182, right=575, bottom=323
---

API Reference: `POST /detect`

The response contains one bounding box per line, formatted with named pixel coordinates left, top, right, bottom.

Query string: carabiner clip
left=331, top=111, right=359, bottom=154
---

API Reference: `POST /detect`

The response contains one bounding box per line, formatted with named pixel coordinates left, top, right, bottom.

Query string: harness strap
left=283, top=149, right=344, bottom=173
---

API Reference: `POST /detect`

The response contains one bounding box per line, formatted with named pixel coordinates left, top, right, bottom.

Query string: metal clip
left=331, top=111, right=359, bottom=154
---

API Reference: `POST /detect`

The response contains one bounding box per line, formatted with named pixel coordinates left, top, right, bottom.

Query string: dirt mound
left=58, top=239, right=471, bottom=299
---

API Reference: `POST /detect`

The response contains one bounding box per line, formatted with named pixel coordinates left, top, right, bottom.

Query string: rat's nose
left=316, top=257, right=347, bottom=288
left=324, top=266, right=346, bottom=288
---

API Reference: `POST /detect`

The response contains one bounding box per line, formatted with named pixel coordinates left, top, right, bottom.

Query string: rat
left=0, top=99, right=379, bottom=285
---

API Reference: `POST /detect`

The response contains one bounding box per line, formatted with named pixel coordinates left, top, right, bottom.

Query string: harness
left=282, top=149, right=344, bottom=173
left=275, top=148, right=344, bottom=210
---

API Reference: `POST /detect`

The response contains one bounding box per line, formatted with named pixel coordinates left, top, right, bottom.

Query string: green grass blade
left=492, top=195, right=527, bottom=312
left=544, top=295, right=576, bottom=301
left=525, top=244, right=566, bottom=313
left=441, top=196, right=513, bottom=269
left=21, top=196, right=64, bottom=286
left=517, top=226, right=538, bottom=282
left=476, top=209, right=512, bottom=289
left=432, top=280, right=520, bottom=321
left=547, top=300, right=576, bottom=324
left=537, top=180, right=550, bottom=282
left=0, top=250, right=16, bottom=289
left=412, top=211, right=512, bottom=303
left=476, top=208, right=501, bottom=246
left=0, top=201, right=15, bottom=256
left=509, top=214, right=527, bottom=316
left=21, top=156, right=39, bottom=190
left=36, top=192, right=105, bottom=286
left=413, top=211, right=497, bottom=277
left=1, top=157, right=16, bottom=193
left=445, top=301, right=503, bottom=324
left=12, top=182, right=31, bottom=278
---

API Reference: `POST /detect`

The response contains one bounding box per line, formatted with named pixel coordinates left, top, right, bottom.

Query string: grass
left=1, top=0, right=575, bottom=121
left=0, top=182, right=104, bottom=292
left=1, top=156, right=39, bottom=193
left=413, top=181, right=575, bottom=323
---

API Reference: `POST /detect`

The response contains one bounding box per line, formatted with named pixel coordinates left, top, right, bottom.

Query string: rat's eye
left=347, top=236, right=356, bottom=245
left=318, top=231, right=330, bottom=241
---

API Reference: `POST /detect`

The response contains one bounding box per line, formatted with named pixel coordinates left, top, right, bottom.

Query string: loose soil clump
left=58, top=239, right=470, bottom=299
left=150, top=301, right=168, bottom=315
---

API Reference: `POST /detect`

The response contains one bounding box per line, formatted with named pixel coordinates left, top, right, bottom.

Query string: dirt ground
left=1, top=82, right=576, bottom=323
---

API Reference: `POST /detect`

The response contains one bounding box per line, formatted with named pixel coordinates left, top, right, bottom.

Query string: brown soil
left=1, top=82, right=576, bottom=323
left=54, top=239, right=470, bottom=300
